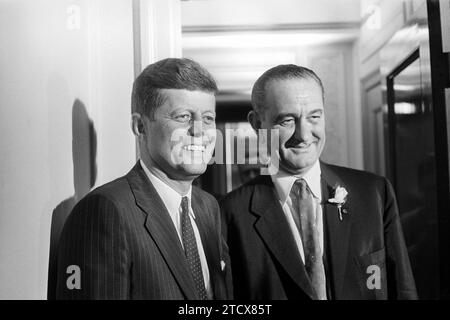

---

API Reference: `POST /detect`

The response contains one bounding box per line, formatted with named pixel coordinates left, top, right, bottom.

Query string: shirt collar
left=271, top=160, right=322, bottom=204
left=140, top=159, right=194, bottom=218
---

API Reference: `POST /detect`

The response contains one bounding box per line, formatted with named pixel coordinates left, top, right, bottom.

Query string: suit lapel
left=191, top=190, right=226, bottom=299
left=251, top=176, right=316, bottom=299
left=320, top=162, right=352, bottom=299
left=126, top=162, right=198, bottom=300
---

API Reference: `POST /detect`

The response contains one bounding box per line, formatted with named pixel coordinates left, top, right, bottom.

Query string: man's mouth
left=296, top=142, right=314, bottom=148
left=289, top=141, right=317, bottom=152
left=183, top=144, right=206, bottom=152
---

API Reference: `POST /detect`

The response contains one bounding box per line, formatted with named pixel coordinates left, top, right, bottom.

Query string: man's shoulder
left=85, top=175, right=132, bottom=205
left=69, top=174, right=134, bottom=221
left=321, top=162, right=392, bottom=200
left=322, top=162, right=386, bottom=184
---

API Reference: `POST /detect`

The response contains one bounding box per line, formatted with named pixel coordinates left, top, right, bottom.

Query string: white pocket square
left=220, top=260, right=226, bottom=271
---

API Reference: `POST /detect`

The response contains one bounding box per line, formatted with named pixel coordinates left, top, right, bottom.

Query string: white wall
left=89, top=0, right=136, bottom=186
left=0, top=0, right=136, bottom=299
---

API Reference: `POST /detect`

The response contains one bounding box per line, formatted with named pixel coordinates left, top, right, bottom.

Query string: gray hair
left=251, top=64, right=324, bottom=116
left=131, top=58, right=218, bottom=119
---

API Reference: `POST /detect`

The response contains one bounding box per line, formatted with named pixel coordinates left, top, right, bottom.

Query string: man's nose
left=294, top=119, right=312, bottom=142
left=188, top=120, right=203, bottom=137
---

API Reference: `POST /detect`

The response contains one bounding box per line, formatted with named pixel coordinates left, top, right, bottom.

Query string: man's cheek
left=206, top=128, right=216, bottom=145
left=169, top=134, right=185, bottom=165
left=278, top=132, right=290, bottom=148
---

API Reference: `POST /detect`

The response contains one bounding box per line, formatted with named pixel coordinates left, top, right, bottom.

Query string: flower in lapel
left=328, top=185, right=348, bottom=221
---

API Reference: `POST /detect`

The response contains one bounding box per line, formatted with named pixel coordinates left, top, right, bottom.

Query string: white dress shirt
left=140, top=160, right=212, bottom=298
left=271, top=160, right=324, bottom=264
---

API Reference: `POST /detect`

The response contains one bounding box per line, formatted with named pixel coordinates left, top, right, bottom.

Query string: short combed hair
left=251, top=64, right=324, bottom=115
left=131, top=58, right=218, bottom=118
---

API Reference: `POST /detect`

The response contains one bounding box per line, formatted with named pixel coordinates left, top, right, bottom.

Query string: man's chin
left=178, top=163, right=207, bottom=177
left=280, top=157, right=317, bottom=174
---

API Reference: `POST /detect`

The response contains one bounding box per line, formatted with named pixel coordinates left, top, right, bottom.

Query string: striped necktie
left=180, top=196, right=208, bottom=300
left=290, top=179, right=327, bottom=300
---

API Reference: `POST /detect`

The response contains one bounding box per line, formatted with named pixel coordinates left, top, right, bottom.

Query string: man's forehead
left=156, top=88, right=216, bottom=114
left=159, top=88, right=215, bottom=98
left=266, top=78, right=322, bottom=95
left=258, top=78, right=323, bottom=117
left=265, top=78, right=323, bottom=105
left=159, top=88, right=215, bottom=103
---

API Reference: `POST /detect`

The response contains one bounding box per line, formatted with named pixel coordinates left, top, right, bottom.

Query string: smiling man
left=220, top=64, right=417, bottom=300
left=55, top=58, right=232, bottom=300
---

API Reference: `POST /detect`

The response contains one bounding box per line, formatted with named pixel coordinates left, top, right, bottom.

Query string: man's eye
left=310, top=114, right=322, bottom=120
left=175, top=114, right=191, bottom=122
left=203, top=115, right=215, bottom=124
left=279, top=118, right=295, bottom=126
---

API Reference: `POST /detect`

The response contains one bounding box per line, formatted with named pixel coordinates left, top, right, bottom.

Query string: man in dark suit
left=55, top=58, right=232, bottom=300
left=220, top=64, right=417, bottom=300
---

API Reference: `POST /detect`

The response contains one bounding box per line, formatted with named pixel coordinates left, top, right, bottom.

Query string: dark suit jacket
left=55, top=162, right=232, bottom=299
left=220, top=162, right=417, bottom=300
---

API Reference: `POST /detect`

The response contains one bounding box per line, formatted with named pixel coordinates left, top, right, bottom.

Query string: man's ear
left=131, top=112, right=145, bottom=137
left=248, top=110, right=262, bottom=131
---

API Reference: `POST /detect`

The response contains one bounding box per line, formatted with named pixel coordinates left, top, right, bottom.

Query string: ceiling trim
left=182, top=22, right=361, bottom=34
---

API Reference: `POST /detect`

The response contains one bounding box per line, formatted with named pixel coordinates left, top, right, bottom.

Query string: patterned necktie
left=290, top=179, right=327, bottom=300
left=180, top=196, right=208, bottom=300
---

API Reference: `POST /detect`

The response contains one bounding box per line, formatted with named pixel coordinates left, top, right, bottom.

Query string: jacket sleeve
left=383, top=178, right=418, bottom=299
left=55, top=194, right=130, bottom=299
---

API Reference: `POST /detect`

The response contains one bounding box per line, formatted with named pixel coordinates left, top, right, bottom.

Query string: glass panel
left=391, top=56, right=439, bottom=299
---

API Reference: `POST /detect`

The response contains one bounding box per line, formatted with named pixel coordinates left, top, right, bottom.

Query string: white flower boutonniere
left=328, top=185, right=348, bottom=221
